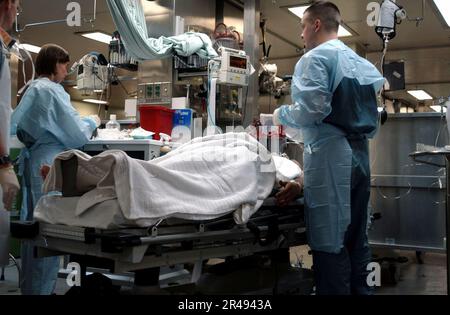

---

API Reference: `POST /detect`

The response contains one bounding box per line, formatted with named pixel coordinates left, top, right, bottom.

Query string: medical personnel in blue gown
left=273, top=1, right=384, bottom=295
left=11, top=44, right=99, bottom=295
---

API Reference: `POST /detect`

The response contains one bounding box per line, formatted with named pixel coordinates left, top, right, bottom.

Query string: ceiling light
left=79, top=32, right=111, bottom=44
left=433, top=0, right=450, bottom=27
left=288, top=6, right=309, bottom=19
left=73, top=87, right=104, bottom=93
left=19, top=43, right=41, bottom=54
left=430, top=105, right=447, bottom=113
left=337, top=26, right=352, bottom=37
left=82, top=99, right=109, bottom=105
left=407, top=90, right=433, bottom=101
left=287, top=5, right=353, bottom=37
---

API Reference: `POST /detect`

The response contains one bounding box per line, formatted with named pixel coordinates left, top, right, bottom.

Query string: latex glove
left=272, top=108, right=282, bottom=126
left=88, top=115, right=101, bottom=127
left=0, top=166, right=20, bottom=210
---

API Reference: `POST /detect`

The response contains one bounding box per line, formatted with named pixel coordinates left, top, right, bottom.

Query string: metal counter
left=83, top=139, right=165, bottom=161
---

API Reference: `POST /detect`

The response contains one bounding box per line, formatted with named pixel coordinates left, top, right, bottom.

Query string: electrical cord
left=379, top=34, right=389, bottom=109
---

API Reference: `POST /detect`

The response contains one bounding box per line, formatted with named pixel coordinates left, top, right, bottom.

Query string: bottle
left=106, top=114, right=121, bottom=131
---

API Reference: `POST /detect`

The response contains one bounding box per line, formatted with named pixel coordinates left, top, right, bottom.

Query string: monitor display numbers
left=229, top=56, right=247, bottom=70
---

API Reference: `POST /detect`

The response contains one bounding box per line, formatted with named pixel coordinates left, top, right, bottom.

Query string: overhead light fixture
left=73, top=87, right=104, bottom=93
left=82, top=99, right=109, bottom=105
left=407, top=90, right=433, bottom=101
left=19, top=43, right=41, bottom=54
left=337, top=26, right=352, bottom=38
left=433, top=0, right=450, bottom=27
left=79, top=32, right=112, bottom=44
left=287, top=5, right=353, bottom=37
left=288, top=6, right=309, bottom=19
left=430, top=105, right=447, bottom=113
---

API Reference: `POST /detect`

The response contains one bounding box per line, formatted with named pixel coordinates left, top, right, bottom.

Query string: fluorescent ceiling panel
left=433, top=0, right=450, bottom=27
left=288, top=6, right=352, bottom=37
left=80, top=32, right=111, bottom=44
left=74, top=87, right=104, bottom=93
left=82, top=99, right=108, bottom=105
left=407, top=90, right=433, bottom=101
left=430, top=105, right=447, bottom=113
left=19, top=43, right=41, bottom=54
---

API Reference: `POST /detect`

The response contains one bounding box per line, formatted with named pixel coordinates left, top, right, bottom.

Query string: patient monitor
left=207, top=47, right=252, bottom=127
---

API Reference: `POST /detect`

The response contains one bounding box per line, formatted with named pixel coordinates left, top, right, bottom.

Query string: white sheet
left=36, top=133, right=276, bottom=228
left=34, top=196, right=130, bottom=229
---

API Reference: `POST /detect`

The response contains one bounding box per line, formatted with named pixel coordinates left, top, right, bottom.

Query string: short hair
left=35, top=44, right=70, bottom=76
left=304, top=1, right=341, bottom=33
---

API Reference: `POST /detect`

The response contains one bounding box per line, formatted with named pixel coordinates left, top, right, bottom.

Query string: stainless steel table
left=410, top=149, right=450, bottom=294
left=83, top=139, right=165, bottom=161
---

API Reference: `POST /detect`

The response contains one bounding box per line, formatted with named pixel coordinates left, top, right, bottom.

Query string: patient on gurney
left=34, top=133, right=303, bottom=229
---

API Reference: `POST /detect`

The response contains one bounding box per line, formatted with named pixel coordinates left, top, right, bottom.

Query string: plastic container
left=106, top=114, right=121, bottom=131
left=139, top=105, right=174, bottom=140
left=173, top=109, right=193, bottom=128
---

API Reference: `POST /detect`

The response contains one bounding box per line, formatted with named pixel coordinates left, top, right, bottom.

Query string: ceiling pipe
left=15, top=0, right=98, bottom=33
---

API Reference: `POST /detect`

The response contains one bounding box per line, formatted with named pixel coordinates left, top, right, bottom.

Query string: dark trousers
left=312, top=139, right=373, bottom=295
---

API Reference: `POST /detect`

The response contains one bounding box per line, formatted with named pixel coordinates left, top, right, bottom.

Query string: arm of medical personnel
left=52, top=99, right=98, bottom=149
left=274, top=55, right=333, bottom=129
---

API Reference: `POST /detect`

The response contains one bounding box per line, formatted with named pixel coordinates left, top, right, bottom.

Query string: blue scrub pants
left=312, top=138, right=373, bottom=295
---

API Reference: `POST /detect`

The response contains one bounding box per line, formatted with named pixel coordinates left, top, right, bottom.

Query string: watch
left=0, top=155, right=12, bottom=166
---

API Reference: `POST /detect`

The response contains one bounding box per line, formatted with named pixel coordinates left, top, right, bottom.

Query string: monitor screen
left=229, top=56, right=247, bottom=70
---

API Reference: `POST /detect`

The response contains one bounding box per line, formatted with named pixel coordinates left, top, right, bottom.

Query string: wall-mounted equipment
left=207, top=47, right=252, bottom=127
left=210, top=47, right=250, bottom=87
left=72, top=53, right=109, bottom=91
left=137, top=82, right=172, bottom=105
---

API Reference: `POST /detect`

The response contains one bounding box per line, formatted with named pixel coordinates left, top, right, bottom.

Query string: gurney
left=11, top=196, right=307, bottom=293
left=11, top=133, right=309, bottom=293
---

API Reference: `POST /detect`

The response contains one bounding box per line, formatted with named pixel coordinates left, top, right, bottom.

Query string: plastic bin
left=139, top=105, right=174, bottom=140
left=173, top=109, right=193, bottom=129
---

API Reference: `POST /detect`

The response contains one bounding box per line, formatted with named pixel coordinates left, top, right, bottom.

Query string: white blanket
left=35, top=133, right=276, bottom=228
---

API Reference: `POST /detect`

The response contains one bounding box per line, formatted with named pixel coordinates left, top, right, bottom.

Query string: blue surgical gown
left=277, top=39, right=384, bottom=254
left=11, top=77, right=96, bottom=295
